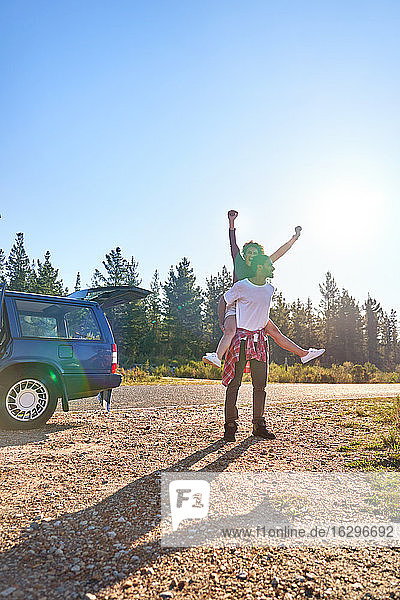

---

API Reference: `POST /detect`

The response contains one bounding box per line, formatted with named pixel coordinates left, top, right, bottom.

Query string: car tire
left=0, top=372, right=58, bottom=430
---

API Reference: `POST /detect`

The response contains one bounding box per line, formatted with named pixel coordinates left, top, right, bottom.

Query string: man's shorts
left=224, top=303, right=236, bottom=320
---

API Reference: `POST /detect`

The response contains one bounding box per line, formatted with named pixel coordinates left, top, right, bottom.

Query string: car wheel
left=0, top=374, right=58, bottom=430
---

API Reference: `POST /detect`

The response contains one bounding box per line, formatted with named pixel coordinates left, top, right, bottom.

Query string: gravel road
left=66, top=382, right=400, bottom=412
left=2, top=384, right=400, bottom=600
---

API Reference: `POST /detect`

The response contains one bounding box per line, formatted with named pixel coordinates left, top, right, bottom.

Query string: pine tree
left=319, top=272, right=340, bottom=364
left=6, top=233, right=34, bottom=292
left=364, top=295, right=383, bottom=368
left=32, top=251, right=65, bottom=296
left=163, top=257, right=204, bottom=360
left=120, top=297, right=149, bottom=365
left=0, top=249, right=6, bottom=284
left=389, top=310, right=399, bottom=367
left=28, top=259, right=37, bottom=290
left=92, top=247, right=126, bottom=286
left=92, top=247, right=144, bottom=365
left=119, top=269, right=161, bottom=365
left=336, top=289, right=364, bottom=364
left=380, top=309, right=398, bottom=370
left=289, top=299, right=308, bottom=344
left=304, top=298, right=323, bottom=350
left=269, top=290, right=291, bottom=364
left=125, top=257, right=141, bottom=286
left=389, top=309, right=400, bottom=369
left=203, top=265, right=232, bottom=347
left=141, top=270, right=163, bottom=360
left=92, top=247, right=142, bottom=287
left=74, top=272, right=81, bottom=291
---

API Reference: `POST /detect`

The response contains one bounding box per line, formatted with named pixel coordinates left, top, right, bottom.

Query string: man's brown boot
left=224, top=421, right=238, bottom=442
left=252, top=419, right=276, bottom=439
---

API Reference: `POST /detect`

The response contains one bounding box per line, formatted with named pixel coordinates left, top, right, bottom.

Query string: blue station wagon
left=0, top=284, right=150, bottom=430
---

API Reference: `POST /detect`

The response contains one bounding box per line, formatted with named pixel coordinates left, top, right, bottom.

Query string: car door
left=61, top=302, right=109, bottom=373
left=65, top=286, right=151, bottom=390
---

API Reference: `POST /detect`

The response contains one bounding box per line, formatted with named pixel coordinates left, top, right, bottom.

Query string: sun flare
left=311, top=181, right=385, bottom=248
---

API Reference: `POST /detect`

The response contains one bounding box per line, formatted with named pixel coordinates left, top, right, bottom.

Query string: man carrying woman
left=201, top=210, right=325, bottom=441
left=203, top=210, right=322, bottom=368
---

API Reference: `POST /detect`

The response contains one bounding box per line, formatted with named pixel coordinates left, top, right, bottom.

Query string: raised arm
left=269, top=226, right=302, bottom=263
left=228, top=210, right=240, bottom=260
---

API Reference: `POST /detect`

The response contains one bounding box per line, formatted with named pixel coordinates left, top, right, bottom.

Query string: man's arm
left=228, top=210, right=240, bottom=259
left=269, top=226, right=302, bottom=263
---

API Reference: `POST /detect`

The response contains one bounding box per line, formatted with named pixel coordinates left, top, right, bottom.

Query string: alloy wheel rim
left=5, top=379, right=49, bottom=422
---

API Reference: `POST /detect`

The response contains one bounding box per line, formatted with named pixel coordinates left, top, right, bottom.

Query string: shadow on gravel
left=0, top=424, right=78, bottom=448
left=0, top=435, right=268, bottom=599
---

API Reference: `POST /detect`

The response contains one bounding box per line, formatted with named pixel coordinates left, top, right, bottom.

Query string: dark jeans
left=225, top=340, right=268, bottom=425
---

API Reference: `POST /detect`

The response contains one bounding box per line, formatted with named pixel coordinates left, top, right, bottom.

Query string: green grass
left=348, top=455, right=400, bottom=471
left=333, top=396, right=400, bottom=471
left=339, top=397, right=398, bottom=423
left=337, top=441, right=363, bottom=453
left=355, top=407, right=366, bottom=417
left=365, top=431, right=400, bottom=451
left=341, top=421, right=372, bottom=430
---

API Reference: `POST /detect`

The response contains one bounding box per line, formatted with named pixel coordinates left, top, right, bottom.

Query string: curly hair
left=242, top=241, right=264, bottom=257
left=251, top=254, right=272, bottom=269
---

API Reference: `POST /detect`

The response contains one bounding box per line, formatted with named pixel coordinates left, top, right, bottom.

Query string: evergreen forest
left=1, top=233, right=399, bottom=371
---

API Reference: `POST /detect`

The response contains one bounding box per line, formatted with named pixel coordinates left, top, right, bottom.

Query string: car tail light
left=112, top=343, right=118, bottom=373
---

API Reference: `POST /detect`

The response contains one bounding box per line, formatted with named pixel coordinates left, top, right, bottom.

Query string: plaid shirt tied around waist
left=222, top=327, right=269, bottom=387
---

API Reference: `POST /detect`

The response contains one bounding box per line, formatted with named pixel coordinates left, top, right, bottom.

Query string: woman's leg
left=216, top=315, right=237, bottom=359
left=266, top=320, right=308, bottom=358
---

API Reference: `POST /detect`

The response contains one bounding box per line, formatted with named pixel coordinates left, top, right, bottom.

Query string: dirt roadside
left=1, top=389, right=399, bottom=600
left=63, top=382, right=400, bottom=412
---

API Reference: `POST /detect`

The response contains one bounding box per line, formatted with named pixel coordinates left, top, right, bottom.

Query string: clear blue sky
left=1, top=1, right=399, bottom=317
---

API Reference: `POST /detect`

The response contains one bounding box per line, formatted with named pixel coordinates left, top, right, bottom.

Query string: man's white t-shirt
left=224, top=279, right=275, bottom=331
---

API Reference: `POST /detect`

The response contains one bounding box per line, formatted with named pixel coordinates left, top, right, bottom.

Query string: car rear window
left=15, top=300, right=102, bottom=340
left=63, top=307, right=102, bottom=340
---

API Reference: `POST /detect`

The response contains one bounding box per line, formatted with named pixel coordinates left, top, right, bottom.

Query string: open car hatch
left=67, top=285, right=151, bottom=308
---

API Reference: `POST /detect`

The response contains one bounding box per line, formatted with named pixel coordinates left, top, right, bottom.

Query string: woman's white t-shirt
left=224, top=279, right=275, bottom=331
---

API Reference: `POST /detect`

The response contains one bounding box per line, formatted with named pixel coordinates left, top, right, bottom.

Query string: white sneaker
left=202, top=352, right=222, bottom=368
left=301, top=348, right=325, bottom=364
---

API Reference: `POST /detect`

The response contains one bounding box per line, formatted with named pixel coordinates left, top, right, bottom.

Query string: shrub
left=268, top=363, right=295, bottom=383
left=120, top=360, right=400, bottom=385
left=352, top=364, right=367, bottom=383
left=174, top=361, right=222, bottom=380
left=120, top=366, right=156, bottom=384
left=153, top=364, right=173, bottom=377
left=394, top=396, right=400, bottom=430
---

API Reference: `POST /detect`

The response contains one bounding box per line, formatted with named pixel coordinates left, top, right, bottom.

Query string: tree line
left=1, top=233, right=399, bottom=370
